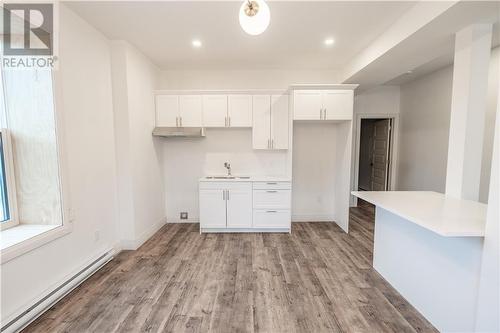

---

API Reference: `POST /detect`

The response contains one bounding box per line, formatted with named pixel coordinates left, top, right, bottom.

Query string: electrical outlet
left=180, top=212, right=188, bottom=220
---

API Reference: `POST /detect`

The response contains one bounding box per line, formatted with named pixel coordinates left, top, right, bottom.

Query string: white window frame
left=0, top=128, right=19, bottom=230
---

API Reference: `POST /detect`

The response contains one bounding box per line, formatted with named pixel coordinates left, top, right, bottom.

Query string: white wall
left=398, top=47, right=499, bottom=202
left=1, top=4, right=119, bottom=323
left=111, top=42, right=165, bottom=248
left=159, top=69, right=339, bottom=90
left=292, top=123, right=337, bottom=221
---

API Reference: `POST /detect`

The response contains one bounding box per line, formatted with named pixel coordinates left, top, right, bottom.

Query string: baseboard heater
left=1, top=249, right=115, bottom=333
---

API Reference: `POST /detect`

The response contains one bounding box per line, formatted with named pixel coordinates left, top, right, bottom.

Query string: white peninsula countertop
left=351, top=191, right=487, bottom=237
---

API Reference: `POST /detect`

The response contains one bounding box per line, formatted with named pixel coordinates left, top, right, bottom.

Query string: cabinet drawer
left=253, top=190, right=291, bottom=209
left=253, top=181, right=291, bottom=190
left=253, top=210, right=290, bottom=228
left=199, top=181, right=251, bottom=190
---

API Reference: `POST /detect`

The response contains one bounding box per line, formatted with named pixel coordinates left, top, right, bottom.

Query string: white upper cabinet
left=156, top=95, right=179, bottom=127
left=271, top=94, right=289, bottom=150
left=293, top=90, right=323, bottom=120
left=179, top=95, right=203, bottom=127
left=203, top=95, right=228, bottom=127
left=293, top=89, right=354, bottom=121
left=228, top=95, right=252, bottom=127
left=155, top=94, right=203, bottom=127
left=252, top=95, right=271, bottom=149
left=323, top=90, right=354, bottom=120
left=253, top=94, right=289, bottom=150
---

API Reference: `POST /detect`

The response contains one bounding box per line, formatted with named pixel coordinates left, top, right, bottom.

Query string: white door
left=228, top=95, right=252, bottom=127
left=270, top=94, right=289, bottom=149
left=179, top=95, right=203, bottom=127
left=293, top=90, right=322, bottom=120
left=203, top=95, right=227, bottom=127
left=226, top=184, right=253, bottom=228
left=252, top=95, right=271, bottom=149
left=156, top=95, right=179, bottom=127
left=323, top=90, right=353, bottom=120
left=371, top=119, right=391, bottom=191
left=199, top=189, right=227, bottom=228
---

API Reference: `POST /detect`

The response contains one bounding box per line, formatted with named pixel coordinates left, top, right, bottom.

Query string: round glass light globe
left=239, top=0, right=271, bottom=36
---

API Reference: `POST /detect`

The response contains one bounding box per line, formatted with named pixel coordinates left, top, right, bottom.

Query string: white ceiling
left=65, top=1, right=416, bottom=70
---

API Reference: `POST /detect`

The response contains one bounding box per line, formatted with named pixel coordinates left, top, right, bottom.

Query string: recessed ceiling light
left=192, top=39, right=202, bottom=48
left=324, top=38, right=335, bottom=46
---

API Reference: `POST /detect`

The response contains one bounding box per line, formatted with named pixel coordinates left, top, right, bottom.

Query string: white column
left=445, top=24, right=492, bottom=200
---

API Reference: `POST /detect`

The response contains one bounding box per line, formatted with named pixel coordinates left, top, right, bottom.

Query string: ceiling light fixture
left=324, top=38, right=335, bottom=46
left=239, top=0, right=270, bottom=36
left=192, top=39, right=202, bottom=48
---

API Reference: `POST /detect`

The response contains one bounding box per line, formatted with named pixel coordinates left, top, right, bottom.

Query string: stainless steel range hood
left=152, top=127, right=206, bottom=138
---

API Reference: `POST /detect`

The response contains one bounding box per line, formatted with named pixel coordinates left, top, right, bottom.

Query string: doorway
left=357, top=118, right=393, bottom=191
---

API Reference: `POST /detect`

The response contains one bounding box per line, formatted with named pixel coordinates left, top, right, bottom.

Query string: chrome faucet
left=224, top=162, right=232, bottom=176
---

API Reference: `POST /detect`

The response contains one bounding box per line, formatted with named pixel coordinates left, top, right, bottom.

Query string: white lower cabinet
left=253, top=210, right=291, bottom=228
left=199, top=182, right=252, bottom=230
left=199, top=180, right=291, bottom=232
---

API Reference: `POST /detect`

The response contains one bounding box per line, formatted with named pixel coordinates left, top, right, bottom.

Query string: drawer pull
left=266, top=182, right=277, bottom=185
left=266, top=210, right=277, bottom=213
left=266, top=190, right=277, bottom=193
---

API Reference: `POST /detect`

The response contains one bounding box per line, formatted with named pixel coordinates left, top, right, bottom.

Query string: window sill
left=1, top=223, right=72, bottom=264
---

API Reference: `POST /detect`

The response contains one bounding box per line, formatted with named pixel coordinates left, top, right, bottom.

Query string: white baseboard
left=292, top=215, right=336, bottom=222
left=121, top=217, right=166, bottom=250
left=167, top=218, right=199, bottom=224
left=2, top=248, right=115, bottom=333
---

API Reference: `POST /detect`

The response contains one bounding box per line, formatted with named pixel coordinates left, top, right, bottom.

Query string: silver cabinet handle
left=225, top=116, right=227, bottom=127
left=266, top=190, right=277, bottom=193
left=267, top=139, right=270, bottom=149
left=180, top=117, right=183, bottom=127
left=324, top=108, right=326, bottom=120
left=320, top=108, right=322, bottom=120
left=226, top=189, right=229, bottom=200
left=228, top=116, right=231, bottom=127
left=266, top=210, right=277, bottom=213
left=176, top=117, right=179, bottom=127
left=271, top=139, right=274, bottom=149
left=266, top=182, right=277, bottom=185
left=223, top=190, right=225, bottom=200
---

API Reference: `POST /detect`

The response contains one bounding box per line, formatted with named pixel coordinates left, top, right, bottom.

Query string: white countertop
left=199, top=175, right=291, bottom=182
left=351, top=191, right=487, bottom=237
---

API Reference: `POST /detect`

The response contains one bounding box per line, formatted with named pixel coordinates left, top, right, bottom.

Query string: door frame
left=351, top=113, right=399, bottom=206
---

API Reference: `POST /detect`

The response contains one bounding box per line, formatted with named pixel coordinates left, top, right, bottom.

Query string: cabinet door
left=199, top=189, right=226, bottom=228
left=226, top=184, right=253, bottom=228
left=293, top=90, right=322, bottom=120
left=323, top=90, right=354, bottom=120
left=252, top=95, right=271, bottom=149
left=179, top=95, right=203, bottom=127
left=271, top=94, right=289, bottom=149
left=203, top=95, right=227, bottom=127
left=156, top=95, right=179, bottom=127
left=228, top=95, right=252, bottom=127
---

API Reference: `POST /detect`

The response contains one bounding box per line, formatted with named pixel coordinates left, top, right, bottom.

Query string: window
left=0, top=128, right=18, bottom=230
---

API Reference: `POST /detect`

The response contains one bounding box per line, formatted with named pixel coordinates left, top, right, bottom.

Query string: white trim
left=0, top=129, right=18, bottom=230
left=289, top=83, right=359, bottom=90
left=153, top=89, right=289, bottom=96
left=351, top=113, right=400, bottom=206
left=1, top=223, right=73, bottom=264
left=1, top=248, right=115, bottom=333
left=201, top=228, right=290, bottom=233
left=292, top=215, right=336, bottom=222
left=167, top=218, right=199, bottom=224
left=121, top=217, right=166, bottom=250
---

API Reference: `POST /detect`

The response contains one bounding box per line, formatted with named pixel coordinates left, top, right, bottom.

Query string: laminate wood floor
left=24, top=202, right=437, bottom=333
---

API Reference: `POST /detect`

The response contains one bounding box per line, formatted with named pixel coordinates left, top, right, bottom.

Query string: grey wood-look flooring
left=23, top=201, right=437, bottom=333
